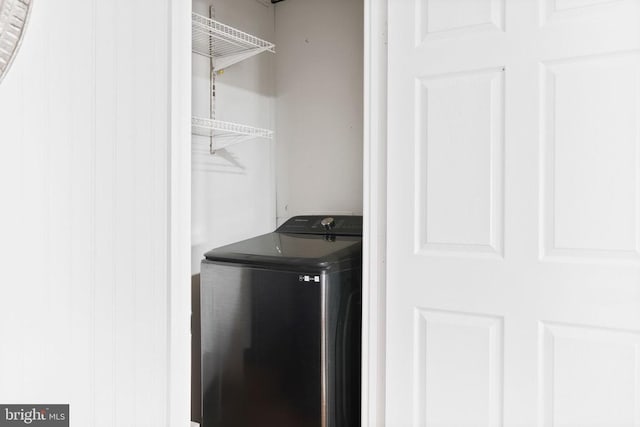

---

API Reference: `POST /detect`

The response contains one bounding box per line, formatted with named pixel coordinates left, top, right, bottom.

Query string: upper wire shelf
left=192, top=12, right=275, bottom=71
left=192, top=116, right=273, bottom=152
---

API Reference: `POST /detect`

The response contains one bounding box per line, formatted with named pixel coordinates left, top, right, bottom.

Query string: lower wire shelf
left=191, top=116, right=273, bottom=152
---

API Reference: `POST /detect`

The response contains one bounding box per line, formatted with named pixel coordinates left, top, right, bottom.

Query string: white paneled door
left=386, top=0, right=640, bottom=426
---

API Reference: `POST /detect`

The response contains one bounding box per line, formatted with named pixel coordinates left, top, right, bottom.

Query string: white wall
left=274, top=0, right=364, bottom=223
left=0, top=0, right=190, bottom=425
left=191, top=0, right=276, bottom=274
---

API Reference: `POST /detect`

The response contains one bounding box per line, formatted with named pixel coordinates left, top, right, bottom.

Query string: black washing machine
left=193, top=215, right=362, bottom=427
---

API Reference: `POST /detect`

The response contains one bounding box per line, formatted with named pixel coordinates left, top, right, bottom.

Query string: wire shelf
left=192, top=12, right=275, bottom=71
left=192, top=116, right=273, bottom=152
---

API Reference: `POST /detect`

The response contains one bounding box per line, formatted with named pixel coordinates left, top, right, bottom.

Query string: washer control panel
left=277, top=215, right=362, bottom=236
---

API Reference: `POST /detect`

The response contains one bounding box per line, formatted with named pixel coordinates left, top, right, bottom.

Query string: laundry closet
left=190, top=0, right=364, bottom=424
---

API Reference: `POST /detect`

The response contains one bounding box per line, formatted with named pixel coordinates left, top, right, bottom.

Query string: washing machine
left=193, top=215, right=362, bottom=427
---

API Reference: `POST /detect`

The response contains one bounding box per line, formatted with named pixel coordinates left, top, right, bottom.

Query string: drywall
left=191, top=0, right=276, bottom=274
left=0, top=0, right=189, bottom=425
left=274, top=0, right=364, bottom=223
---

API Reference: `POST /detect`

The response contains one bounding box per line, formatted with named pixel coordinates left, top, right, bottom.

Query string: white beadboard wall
left=274, top=0, right=364, bottom=223
left=0, top=0, right=190, bottom=426
left=191, top=0, right=276, bottom=274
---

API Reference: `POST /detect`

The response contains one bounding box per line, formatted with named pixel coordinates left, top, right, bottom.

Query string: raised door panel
left=415, top=309, right=503, bottom=427
left=541, top=52, right=640, bottom=261
left=416, top=68, right=504, bottom=257
left=540, top=322, right=640, bottom=426
left=541, top=0, right=637, bottom=25
left=416, top=0, right=504, bottom=42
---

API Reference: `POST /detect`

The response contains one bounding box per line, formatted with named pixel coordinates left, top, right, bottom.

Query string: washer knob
left=320, top=217, right=335, bottom=231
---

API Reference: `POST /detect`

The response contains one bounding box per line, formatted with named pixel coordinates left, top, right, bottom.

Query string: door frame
left=169, top=0, right=391, bottom=424
left=168, top=0, right=192, bottom=425
left=362, top=0, right=388, bottom=425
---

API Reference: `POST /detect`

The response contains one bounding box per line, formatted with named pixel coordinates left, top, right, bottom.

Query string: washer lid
left=203, top=232, right=362, bottom=270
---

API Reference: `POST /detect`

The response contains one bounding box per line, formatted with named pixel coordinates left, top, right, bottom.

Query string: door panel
left=540, top=322, right=640, bottom=427
left=416, top=67, right=505, bottom=256
left=415, top=309, right=504, bottom=427
left=541, top=52, right=640, bottom=260
left=416, top=0, right=505, bottom=42
left=386, top=0, right=640, bottom=425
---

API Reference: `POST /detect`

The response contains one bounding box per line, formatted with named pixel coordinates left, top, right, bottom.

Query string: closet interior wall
left=275, top=0, right=364, bottom=224
left=191, top=0, right=276, bottom=275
